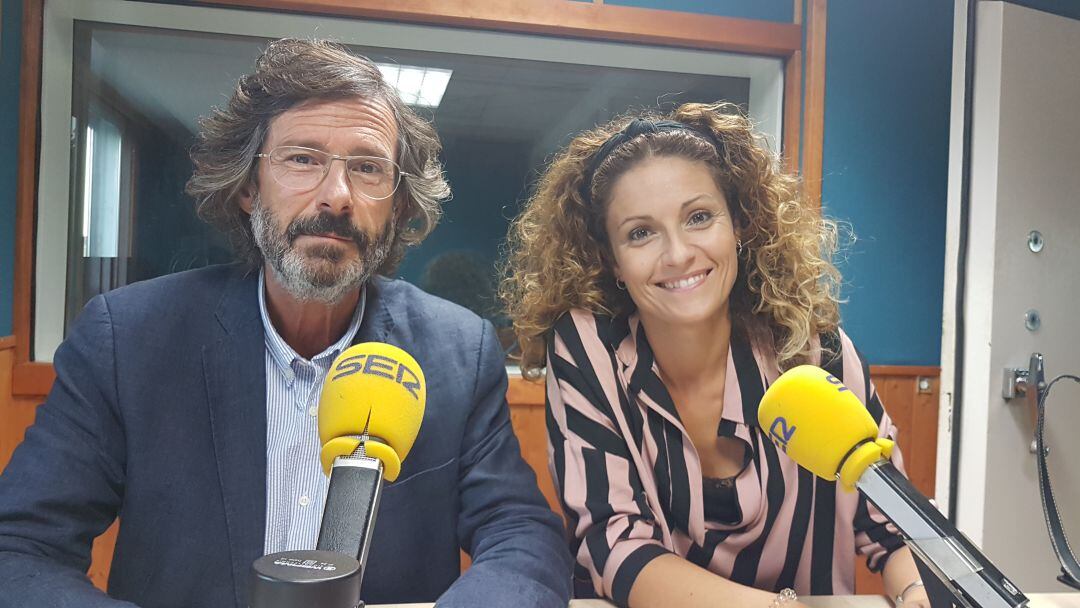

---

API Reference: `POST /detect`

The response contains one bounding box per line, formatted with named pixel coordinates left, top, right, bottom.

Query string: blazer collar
left=351, top=276, right=396, bottom=345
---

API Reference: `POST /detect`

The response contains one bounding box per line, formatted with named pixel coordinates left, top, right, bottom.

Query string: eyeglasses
left=254, top=146, right=409, bottom=200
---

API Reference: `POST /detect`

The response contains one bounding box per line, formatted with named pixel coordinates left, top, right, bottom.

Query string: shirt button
left=299, top=495, right=310, bottom=507
left=308, top=406, right=318, bottom=417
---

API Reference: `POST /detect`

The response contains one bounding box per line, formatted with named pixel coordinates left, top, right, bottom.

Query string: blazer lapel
left=203, top=269, right=267, bottom=608
left=352, top=277, right=395, bottom=345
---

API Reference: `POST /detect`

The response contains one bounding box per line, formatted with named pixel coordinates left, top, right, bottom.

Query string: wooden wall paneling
left=89, top=520, right=119, bottom=590
left=0, top=337, right=18, bottom=468
left=508, top=402, right=559, bottom=513
left=12, top=361, right=56, bottom=397
left=0, top=392, right=42, bottom=473
left=13, top=0, right=43, bottom=365
left=802, top=0, right=827, bottom=206
left=783, top=49, right=803, bottom=174
left=195, top=0, right=802, bottom=57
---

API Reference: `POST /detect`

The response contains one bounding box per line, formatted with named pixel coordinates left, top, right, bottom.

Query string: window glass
left=64, top=22, right=752, bottom=357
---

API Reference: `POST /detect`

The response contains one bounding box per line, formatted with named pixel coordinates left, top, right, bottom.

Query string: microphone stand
left=249, top=437, right=384, bottom=608
left=316, top=438, right=386, bottom=585
left=857, top=461, right=1028, bottom=608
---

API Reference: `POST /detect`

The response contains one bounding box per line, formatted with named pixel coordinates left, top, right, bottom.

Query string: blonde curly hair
left=500, top=102, right=843, bottom=377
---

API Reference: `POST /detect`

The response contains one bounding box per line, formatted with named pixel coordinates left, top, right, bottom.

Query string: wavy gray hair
left=186, top=38, right=450, bottom=272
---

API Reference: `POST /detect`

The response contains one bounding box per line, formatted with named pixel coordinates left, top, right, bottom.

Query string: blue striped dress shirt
left=258, top=271, right=366, bottom=554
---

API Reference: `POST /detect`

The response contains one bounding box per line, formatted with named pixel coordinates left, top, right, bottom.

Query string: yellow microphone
left=314, top=342, right=426, bottom=590
left=318, top=342, right=426, bottom=482
left=757, top=365, right=893, bottom=491
left=758, top=365, right=1027, bottom=608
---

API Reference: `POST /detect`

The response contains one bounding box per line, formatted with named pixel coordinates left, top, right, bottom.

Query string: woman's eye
left=688, top=210, right=713, bottom=225
left=628, top=227, right=650, bottom=242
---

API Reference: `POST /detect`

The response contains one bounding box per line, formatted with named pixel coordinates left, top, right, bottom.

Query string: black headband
left=579, top=118, right=722, bottom=205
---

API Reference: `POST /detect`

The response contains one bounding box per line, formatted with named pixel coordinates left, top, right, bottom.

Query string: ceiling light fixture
left=376, top=63, right=453, bottom=108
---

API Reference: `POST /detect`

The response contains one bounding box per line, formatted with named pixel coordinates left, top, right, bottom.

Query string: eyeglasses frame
left=254, top=145, right=412, bottom=201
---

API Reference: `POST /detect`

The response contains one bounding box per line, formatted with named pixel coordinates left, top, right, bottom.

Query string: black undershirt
left=702, top=439, right=752, bottom=525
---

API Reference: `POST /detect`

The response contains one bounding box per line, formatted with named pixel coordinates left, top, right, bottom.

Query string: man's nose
left=316, top=158, right=354, bottom=214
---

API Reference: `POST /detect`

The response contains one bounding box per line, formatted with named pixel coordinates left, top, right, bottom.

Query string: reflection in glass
left=64, top=21, right=750, bottom=358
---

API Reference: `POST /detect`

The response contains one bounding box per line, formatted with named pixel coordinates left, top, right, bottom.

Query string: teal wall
left=0, top=0, right=22, bottom=337
left=0, top=0, right=955, bottom=366
left=602, top=0, right=954, bottom=365
left=820, top=0, right=952, bottom=365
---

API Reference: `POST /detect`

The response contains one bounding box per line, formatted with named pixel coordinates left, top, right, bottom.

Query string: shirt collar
left=258, top=269, right=366, bottom=379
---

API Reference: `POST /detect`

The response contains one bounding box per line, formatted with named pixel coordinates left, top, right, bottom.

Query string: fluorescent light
left=83, top=124, right=95, bottom=257
left=377, top=63, right=452, bottom=108
left=418, top=69, right=452, bottom=107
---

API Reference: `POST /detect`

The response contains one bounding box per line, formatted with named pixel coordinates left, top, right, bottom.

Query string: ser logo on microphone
left=824, top=374, right=850, bottom=392
left=769, top=417, right=796, bottom=452
left=331, top=353, right=422, bottom=399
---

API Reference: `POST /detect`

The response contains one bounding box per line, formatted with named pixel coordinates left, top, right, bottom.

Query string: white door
left=941, top=0, right=1080, bottom=592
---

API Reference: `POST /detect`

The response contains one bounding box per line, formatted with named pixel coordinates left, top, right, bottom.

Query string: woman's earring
left=616, top=279, right=627, bottom=290
left=736, top=239, right=744, bottom=256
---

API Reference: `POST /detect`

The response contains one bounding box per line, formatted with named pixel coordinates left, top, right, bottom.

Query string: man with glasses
left=0, top=39, right=572, bottom=608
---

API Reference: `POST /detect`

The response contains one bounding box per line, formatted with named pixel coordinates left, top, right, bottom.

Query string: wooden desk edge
left=368, top=594, right=1080, bottom=608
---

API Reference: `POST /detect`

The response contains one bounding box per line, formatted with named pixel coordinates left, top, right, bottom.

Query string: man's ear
left=237, top=182, right=256, bottom=215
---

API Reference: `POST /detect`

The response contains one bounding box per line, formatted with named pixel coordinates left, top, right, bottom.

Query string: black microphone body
left=317, top=455, right=384, bottom=572
left=857, top=460, right=1027, bottom=608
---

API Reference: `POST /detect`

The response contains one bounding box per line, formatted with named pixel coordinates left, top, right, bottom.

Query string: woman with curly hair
left=501, top=102, right=928, bottom=608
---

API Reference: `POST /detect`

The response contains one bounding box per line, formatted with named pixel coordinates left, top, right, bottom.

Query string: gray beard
left=250, top=194, right=395, bottom=304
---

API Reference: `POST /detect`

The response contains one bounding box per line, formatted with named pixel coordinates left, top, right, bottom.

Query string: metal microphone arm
left=857, top=461, right=1028, bottom=608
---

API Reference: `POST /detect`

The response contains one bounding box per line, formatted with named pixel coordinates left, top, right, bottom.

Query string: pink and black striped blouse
left=545, top=309, right=906, bottom=606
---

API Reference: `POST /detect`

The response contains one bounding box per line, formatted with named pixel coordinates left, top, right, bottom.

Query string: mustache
left=287, top=212, right=368, bottom=250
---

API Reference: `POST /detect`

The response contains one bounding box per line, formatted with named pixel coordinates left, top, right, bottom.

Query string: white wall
left=944, top=0, right=1080, bottom=591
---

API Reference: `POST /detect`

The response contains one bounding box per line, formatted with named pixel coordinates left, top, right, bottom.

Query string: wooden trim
left=193, top=0, right=802, bottom=56
left=12, top=362, right=55, bottom=398
left=14, top=0, right=44, bottom=365
left=794, top=0, right=803, bottom=24
left=801, top=0, right=827, bottom=207
left=0, top=336, right=15, bottom=351
left=782, top=49, right=803, bottom=173
left=11, top=362, right=941, bottom=404
left=870, top=365, right=941, bottom=377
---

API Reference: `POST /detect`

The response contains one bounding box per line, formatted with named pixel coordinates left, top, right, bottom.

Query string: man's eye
left=351, top=160, right=384, bottom=175
left=286, top=154, right=319, bottom=166
left=628, top=227, right=650, bottom=242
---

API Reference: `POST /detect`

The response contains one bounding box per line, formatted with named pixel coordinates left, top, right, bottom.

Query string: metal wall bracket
left=1003, top=353, right=1047, bottom=454
left=1003, top=353, right=1045, bottom=403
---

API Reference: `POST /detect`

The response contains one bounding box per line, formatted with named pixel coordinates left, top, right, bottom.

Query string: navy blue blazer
left=0, top=265, right=572, bottom=607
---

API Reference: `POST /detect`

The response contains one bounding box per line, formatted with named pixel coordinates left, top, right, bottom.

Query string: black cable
left=949, top=0, right=979, bottom=522
left=1035, top=373, right=1080, bottom=589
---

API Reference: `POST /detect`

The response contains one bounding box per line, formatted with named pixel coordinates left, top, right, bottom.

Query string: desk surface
left=370, top=593, right=1080, bottom=608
